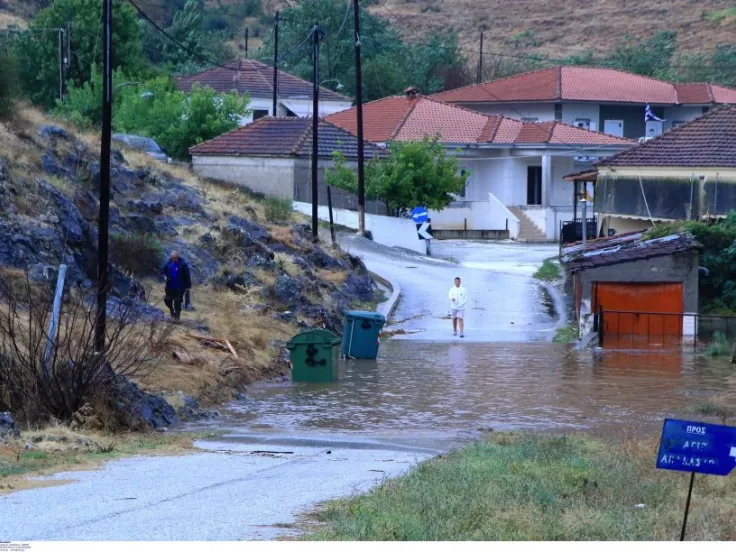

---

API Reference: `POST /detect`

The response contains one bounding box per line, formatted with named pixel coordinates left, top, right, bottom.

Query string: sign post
left=656, top=418, right=736, bottom=540
left=411, top=206, right=433, bottom=255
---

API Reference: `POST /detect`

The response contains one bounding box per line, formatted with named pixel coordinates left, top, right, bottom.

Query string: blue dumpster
left=341, top=311, right=386, bottom=359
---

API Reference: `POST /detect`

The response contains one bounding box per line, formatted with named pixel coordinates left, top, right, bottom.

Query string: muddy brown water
left=203, top=341, right=736, bottom=445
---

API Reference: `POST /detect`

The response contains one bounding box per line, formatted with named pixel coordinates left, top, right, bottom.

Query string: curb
left=368, top=270, right=401, bottom=322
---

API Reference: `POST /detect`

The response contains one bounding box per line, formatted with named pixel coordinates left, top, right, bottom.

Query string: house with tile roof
left=189, top=116, right=386, bottom=203
left=591, top=105, right=736, bottom=237
left=432, top=67, right=736, bottom=141
left=325, top=90, right=634, bottom=240
left=176, top=59, right=353, bottom=125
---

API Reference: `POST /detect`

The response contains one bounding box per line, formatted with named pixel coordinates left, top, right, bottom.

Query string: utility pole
left=272, top=11, right=279, bottom=116
left=311, top=23, right=324, bottom=242
left=66, top=22, right=71, bottom=71
left=96, top=0, right=113, bottom=353
left=477, top=31, right=484, bottom=84
left=244, top=27, right=249, bottom=58
left=354, top=0, right=366, bottom=236
left=58, top=29, right=65, bottom=101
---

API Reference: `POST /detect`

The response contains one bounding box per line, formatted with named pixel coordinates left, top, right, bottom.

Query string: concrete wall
left=293, top=202, right=426, bottom=254
left=191, top=155, right=295, bottom=199
left=663, top=106, right=707, bottom=130
left=457, top=158, right=507, bottom=201
left=577, top=251, right=700, bottom=313
left=429, top=193, right=520, bottom=238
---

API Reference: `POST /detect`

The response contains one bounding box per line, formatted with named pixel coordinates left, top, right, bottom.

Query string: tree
left=140, top=0, right=233, bottom=74
left=327, top=137, right=468, bottom=216
left=113, top=81, right=249, bottom=160
left=607, top=31, right=678, bottom=79
left=258, top=0, right=468, bottom=100
left=15, top=0, right=146, bottom=108
left=0, top=49, right=20, bottom=119
left=56, top=73, right=249, bottom=160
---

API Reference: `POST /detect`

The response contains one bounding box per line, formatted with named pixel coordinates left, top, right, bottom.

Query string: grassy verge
left=0, top=425, right=215, bottom=494
left=553, top=323, right=578, bottom=343
left=307, top=433, right=736, bottom=540
left=533, top=259, right=561, bottom=282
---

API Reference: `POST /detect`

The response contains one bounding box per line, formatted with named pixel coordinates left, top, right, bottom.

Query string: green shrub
left=110, top=233, right=163, bottom=277
left=0, top=49, right=20, bottom=119
left=263, top=197, right=293, bottom=224
left=704, top=331, right=731, bottom=357
left=533, top=259, right=561, bottom=282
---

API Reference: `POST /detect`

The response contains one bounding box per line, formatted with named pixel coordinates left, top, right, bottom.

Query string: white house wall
left=561, top=103, right=600, bottom=130
left=239, top=96, right=353, bottom=125
left=662, top=106, right=706, bottom=130
left=458, top=158, right=507, bottom=201
left=191, top=155, right=295, bottom=199
left=458, top=102, right=555, bottom=121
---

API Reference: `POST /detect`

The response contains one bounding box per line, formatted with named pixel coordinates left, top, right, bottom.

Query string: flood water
left=210, top=340, right=736, bottom=444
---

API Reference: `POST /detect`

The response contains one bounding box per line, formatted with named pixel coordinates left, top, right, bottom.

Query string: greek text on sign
left=656, top=418, right=736, bottom=476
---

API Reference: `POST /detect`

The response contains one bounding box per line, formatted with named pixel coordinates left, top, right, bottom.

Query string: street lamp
left=320, top=78, right=344, bottom=90
left=113, top=82, right=154, bottom=99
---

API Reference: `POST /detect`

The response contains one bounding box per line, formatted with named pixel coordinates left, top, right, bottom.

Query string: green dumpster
left=287, top=329, right=341, bottom=382
left=341, top=311, right=386, bottom=359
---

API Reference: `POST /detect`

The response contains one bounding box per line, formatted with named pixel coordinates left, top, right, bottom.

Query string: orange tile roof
left=431, top=66, right=736, bottom=106
left=325, top=95, right=633, bottom=146
left=175, top=59, right=350, bottom=102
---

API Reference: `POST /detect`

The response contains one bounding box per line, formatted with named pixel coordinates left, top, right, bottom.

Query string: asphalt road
left=340, top=236, right=561, bottom=342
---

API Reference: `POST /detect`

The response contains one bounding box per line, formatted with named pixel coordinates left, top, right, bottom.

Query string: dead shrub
left=0, top=273, right=172, bottom=425
left=110, top=232, right=163, bottom=277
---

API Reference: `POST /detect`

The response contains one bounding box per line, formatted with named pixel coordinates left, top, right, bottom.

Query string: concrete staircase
left=507, top=207, right=548, bottom=242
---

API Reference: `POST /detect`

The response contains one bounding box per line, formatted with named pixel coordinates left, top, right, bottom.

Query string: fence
left=294, top=179, right=388, bottom=215
left=595, top=309, right=736, bottom=349
left=560, top=217, right=597, bottom=246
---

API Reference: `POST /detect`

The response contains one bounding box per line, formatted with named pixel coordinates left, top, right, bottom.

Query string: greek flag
left=644, top=104, right=665, bottom=122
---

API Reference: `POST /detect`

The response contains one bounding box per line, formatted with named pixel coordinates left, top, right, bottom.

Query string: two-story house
left=432, top=66, right=736, bottom=140
left=175, top=59, right=353, bottom=125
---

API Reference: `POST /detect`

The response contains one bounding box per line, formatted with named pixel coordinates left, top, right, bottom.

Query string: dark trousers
left=164, top=289, right=185, bottom=319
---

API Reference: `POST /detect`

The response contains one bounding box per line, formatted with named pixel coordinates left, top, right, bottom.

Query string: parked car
left=112, top=134, right=172, bottom=163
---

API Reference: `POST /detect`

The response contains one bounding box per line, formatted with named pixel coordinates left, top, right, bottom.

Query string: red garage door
left=594, top=283, right=684, bottom=338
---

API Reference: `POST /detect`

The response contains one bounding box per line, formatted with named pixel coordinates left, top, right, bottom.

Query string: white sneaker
left=453, top=331, right=457, bottom=336
left=459, top=333, right=464, bottom=338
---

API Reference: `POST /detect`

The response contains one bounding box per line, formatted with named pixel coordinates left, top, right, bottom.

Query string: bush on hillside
left=0, top=49, right=20, bottom=119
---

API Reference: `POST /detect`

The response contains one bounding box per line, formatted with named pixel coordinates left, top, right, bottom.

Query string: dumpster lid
left=287, top=328, right=341, bottom=348
left=343, top=310, right=386, bottom=323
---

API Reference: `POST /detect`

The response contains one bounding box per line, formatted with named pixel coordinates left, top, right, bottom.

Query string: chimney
left=404, top=87, right=420, bottom=99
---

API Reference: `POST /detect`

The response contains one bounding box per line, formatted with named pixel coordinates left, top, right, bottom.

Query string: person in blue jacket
left=161, top=251, right=191, bottom=320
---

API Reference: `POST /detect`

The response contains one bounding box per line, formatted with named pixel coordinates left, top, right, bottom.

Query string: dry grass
left=0, top=12, right=27, bottom=29
left=274, top=253, right=300, bottom=277
left=317, top=268, right=349, bottom=285
left=139, top=283, right=295, bottom=405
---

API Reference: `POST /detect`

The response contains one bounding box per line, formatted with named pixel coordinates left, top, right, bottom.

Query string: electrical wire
left=334, top=0, right=352, bottom=40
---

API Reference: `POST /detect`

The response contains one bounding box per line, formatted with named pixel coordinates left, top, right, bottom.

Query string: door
left=594, top=282, right=684, bottom=344
left=527, top=166, right=542, bottom=205
left=603, top=120, right=624, bottom=137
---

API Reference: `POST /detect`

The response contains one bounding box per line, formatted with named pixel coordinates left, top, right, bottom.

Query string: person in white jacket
left=448, top=277, right=468, bottom=337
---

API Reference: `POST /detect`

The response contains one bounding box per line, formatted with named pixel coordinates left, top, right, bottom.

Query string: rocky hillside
left=4, top=0, right=736, bottom=62
left=0, top=107, right=377, bottom=428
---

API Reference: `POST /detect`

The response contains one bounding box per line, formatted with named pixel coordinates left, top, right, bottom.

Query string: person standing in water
left=448, top=277, right=468, bottom=337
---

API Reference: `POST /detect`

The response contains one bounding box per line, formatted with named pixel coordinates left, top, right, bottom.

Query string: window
left=458, top=168, right=469, bottom=198
left=253, top=109, right=269, bottom=121
left=522, top=117, right=539, bottom=122
left=671, top=120, right=686, bottom=128
left=574, top=119, right=591, bottom=130
left=554, top=103, right=562, bottom=121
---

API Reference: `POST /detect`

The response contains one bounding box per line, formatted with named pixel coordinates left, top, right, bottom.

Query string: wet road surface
left=340, top=236, right=562, bottom=342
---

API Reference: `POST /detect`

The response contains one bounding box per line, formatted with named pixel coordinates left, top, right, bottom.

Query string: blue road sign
left=411, top=206, right=429, bottom=224
left=657, top=418, right=736, bottom=476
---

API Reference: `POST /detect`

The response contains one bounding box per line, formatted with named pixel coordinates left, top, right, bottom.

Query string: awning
left=281, top=100, right=311, bottom=117
left=563, top=170, right=598, bottom=182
